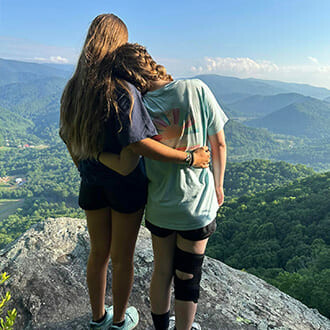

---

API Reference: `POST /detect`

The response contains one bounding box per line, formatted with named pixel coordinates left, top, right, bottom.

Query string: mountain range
left=227, top=93, right=310, bottom=118
left=197, top=74, right=330, bottom=101
left=0, top=58, right=71, bottom=87
left=0, top=58, right=329, bottom=170
left=246, top=98, right=330, bottom=139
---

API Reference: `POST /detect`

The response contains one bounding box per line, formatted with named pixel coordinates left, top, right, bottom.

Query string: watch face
left=185, top=152, right=192, bottom=165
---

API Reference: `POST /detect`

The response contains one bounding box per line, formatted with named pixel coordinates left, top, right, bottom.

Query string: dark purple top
left=78, top=82, right=157, bottom=187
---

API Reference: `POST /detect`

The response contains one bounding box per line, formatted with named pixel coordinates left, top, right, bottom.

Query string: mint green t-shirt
left=143, top=79, right=228, bottom=230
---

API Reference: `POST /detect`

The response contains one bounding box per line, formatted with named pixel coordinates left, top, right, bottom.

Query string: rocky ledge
left=0, top=218, right=329, bottom=330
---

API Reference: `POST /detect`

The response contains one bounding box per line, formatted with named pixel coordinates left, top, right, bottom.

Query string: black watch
left=184, top=151, right=194, bottom=167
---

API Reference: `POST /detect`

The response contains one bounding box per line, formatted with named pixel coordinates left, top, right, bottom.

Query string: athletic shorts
left=78, top=179, right=147, bottom=214
left=145, top=219, right=217, bottom=241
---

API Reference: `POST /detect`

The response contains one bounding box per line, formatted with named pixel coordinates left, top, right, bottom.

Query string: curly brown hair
left=109, top=43, right=173, bottom=94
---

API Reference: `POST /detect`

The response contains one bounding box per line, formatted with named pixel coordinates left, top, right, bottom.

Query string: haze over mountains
left=197, top=74, right=330, bottom=101
left=0, top=58, right=71, bottom=87
left=0, top=58, right=330, bottom=170
left=227, top=93, right=310, bottom=117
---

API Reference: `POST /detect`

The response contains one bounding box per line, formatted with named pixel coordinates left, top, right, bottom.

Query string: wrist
left=184, top=151, right=194, bottom=167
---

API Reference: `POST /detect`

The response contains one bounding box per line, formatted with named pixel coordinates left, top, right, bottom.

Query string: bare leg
left=149, top=232, right=176, bottom=314
left=174, top=236, right=209, bottom=330
left=110, top=208, right=144, bottom=323
left=86, top=207, right=112, bottom=321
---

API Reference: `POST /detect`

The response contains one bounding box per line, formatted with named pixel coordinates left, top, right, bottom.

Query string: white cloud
left=175, top=56, right=330, bottom=89
left=191, top=66, right=203, bottom=73
left=190, top=56, right=330, bottom=79
left=308, top=56, right=319, bottom=64
left=202, top=57, right=279, bottom=75
left=34, top=56, right=69, bottom=64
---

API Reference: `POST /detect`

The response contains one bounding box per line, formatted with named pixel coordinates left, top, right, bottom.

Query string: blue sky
left=1, top=0, right=330, bottom=88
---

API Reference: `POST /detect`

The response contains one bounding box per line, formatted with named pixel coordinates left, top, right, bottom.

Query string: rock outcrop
left=0, top=218, right=329, bottom=330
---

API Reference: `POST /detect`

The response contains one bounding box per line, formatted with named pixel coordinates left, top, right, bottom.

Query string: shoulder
left=117, top=81, right=142, bottom=109
left=176, top=78, right=208, bottom=91
left=125, top=82, right=142, bottom=98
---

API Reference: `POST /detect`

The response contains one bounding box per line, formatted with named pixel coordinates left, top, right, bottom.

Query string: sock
left=113, top=319, right=125, bottom=327
left=151, top=311, right=170, bottom=330
left=93, top=310, right=107, bottom=323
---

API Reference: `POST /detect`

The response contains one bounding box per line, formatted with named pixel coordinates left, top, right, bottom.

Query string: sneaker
left=191, top=322, right=201, bottom=330
left=169, top=316, right=176, bottom=330
left=168, top=315, right=202, bottom=330
left=90, top=305, right=114, bottom=329
left=111, top=306, right=139, bottom=330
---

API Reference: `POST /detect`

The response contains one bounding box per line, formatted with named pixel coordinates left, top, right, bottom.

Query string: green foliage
left=0, top=144, right=84, bottom=248
left=0, top=58, right=70, bottom=86
left=224, top=159, right=315, bottom=198
left=208, top=172, right=330, bottom=318
left=247, top=98, right=330, bottom=139
left=225, top=120, right=330, bottom=171
left=0, top=77, right=65, bottom=118
left=225, top=120, right=284, bottom=161
left=0, top=273, right=17, bottom=330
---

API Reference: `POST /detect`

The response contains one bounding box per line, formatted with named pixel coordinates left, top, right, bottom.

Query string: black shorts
left=145, top=219, right=217, bottom=241
left=78, top=180, right=147, bottom=214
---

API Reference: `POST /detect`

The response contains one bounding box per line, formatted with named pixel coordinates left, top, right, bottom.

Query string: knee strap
left=173, top=247, right=204, bottom=303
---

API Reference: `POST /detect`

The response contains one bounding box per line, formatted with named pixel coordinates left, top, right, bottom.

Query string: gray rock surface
left=0, top=218, right=329, bottom=330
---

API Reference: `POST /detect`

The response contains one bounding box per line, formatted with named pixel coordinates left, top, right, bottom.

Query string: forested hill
left=224, top=120, right=285, bottom=161
left=208, top=171, right=330, bottom=318
left=0, top=58, right=70, bottom=86
left=247, top=98, right=330, bottom=139
left=0, top=77, right=66, bottom=117
left=0, top=106, right=34, bottom=139
left=224, top=159, right=315, bottom=198
left=227, top=93, right=309, bottom=117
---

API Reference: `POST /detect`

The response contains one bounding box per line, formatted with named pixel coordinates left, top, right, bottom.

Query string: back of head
left=60, top=14, right=128, bottom=160
left=110, top=43, right=173, bottom=94
left=83, top=14, right=128, bottom=66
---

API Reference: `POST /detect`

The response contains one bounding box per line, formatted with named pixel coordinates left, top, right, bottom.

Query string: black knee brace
left=173, top=247, right=204, bottom=303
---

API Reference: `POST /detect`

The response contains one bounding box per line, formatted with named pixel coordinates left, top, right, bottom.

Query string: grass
left=0, top=199, right=25, bottom=220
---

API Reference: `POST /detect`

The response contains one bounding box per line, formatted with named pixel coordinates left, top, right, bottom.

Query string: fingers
left=193, top=146, right=209, bottom=152
left=201, top=162, right=210, bottom=168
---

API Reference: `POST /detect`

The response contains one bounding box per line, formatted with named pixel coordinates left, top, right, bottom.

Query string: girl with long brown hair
left=60, top=14, right=210, bottom=330
left=99, top=43, right=228, bottom=330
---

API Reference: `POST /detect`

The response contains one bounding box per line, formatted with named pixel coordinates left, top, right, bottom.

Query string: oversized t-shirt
left=78, top=82, right=158, bottom=187
left=143, top=79, right=228, bottom=230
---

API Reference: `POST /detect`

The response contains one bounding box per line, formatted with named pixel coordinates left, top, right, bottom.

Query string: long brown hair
left=60, top=14, right=129, bottom=160
left=110, top=43, right=173, bottom=94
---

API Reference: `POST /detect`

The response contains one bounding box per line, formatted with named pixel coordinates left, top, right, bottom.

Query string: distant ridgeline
left=0, top=58, right=330, bottom=169
left=0, top=58, right=330, bottom=319
left=197, top=74, right=330, bottom=171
